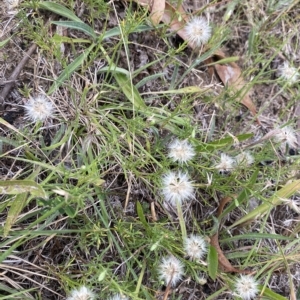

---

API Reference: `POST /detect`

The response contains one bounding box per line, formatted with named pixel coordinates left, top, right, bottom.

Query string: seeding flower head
left=161, top=171, right=194, bottom=206
left=215, top=153, right=235, bottom=174
left=168, top=139, right=195, bottom=164
left=234, top=275, right=259, bottom=300
left=158, top=255, right=185, bottom=286
left=278, top=61, right=299, bottom=84
left=236, top=152, right=254, bottom=166
left=185, top=16, right=212, bottom=47
left=24, top=95, right=54, bottom=122
left=108, top=294, right=129, bottom=300
left=274, top=126, right=298, bottom=150
left=66, top=286, right=95, bottom=300
left=183, top=234, right=207, bottom=261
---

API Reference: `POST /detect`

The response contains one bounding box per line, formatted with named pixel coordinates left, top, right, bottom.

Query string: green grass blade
left=207, top=245, right=218, bottom=280
left=3, top=193, right=28, bottom=237
left=0, top=37, right=12, bottom=48
left=114, top=72, right=146, bottom=110
left=221, top=233, right=293, bottom=243
left=51, top=21, right=97, bottom=40
left=230, top=179, right=300, bottom=228
left=47, top=44, right=95, bottom=95
left=0, top=180, right=47, bottom=198
left=261, top=286, right=287, bottom=300
left=38, top=1, right=82, bottom=22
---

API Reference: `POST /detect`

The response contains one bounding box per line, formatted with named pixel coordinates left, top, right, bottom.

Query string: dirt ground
left=1, top=0, right=300, bottom=299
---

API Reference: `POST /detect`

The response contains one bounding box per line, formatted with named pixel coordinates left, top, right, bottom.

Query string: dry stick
left=0, top=43, right=37, bottom=112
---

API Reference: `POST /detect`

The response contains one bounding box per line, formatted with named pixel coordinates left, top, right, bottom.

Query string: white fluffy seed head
left=215, top=153, right=235, bottom=174
left=24, top=95, right=54, bottom=122
left=108, top=294, right=129, bottom=300
left=234, top=275, right=259, bottom=300
left=158, top=256, right=185, bottom=286
left=236, top=152, right=254, bottom=166
left=278, top=61, right=299, bottom=84
left=66, top=286, right=95, bottom=300
left=185, top=16, right=212, bottom=47
left=161, top=171, right=194, bottom=206
left=168, top=139, right=195, bottom=164
left=274, top=126, right=298, bottom=150
left=183, top=234, right=207, bottom=261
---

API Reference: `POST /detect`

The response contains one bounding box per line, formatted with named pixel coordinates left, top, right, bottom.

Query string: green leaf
left=0, top=37, right=12, bottom=49
left=47, top=44, right=95, bottom=95
left=51, top=34, right=91, bottom=44
left=230, top=179, right=300, bottom=228
left=221, top=233, right=293, bottom=243
left=98, top=66, right=130, bottom=76
left=114, top=72, right=146, bottom=110
left=207, top=245, right=218, bottom=280
left=38, top=1, right=82, bottom=22
left=0, top=180, right=47, bottom=198
left=52, top=21, right=97, bottom=40
left=261, top=286, right=287, bottom=300
left=142, top=86, right=205, bottom=95
left=197, top=133, right=253, bottom=151
left=136, top=201, right=151, bottom=235
left=102, top=24, right=156, bottom=40
left=3, top=193, right=28, bottom=237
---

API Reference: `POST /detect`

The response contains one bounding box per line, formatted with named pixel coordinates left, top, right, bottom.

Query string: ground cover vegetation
left=0, top=0, right=300, bottom=299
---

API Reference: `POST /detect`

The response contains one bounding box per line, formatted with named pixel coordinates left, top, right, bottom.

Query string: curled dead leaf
left=213, top=50, right=259, bottom=123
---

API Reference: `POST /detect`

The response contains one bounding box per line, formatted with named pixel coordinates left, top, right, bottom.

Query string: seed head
left=24, top=95, right=54, bottom=122
left=183, top=234, right=207, bottom=261
left=168, top=139, right=195, bottom=164
left=274, top=126, right=298, bottom=150
left=215, top=153, right=235, bottom=174
left=108, top=294, right=129, bottom=300
left=161, top=171, right=194, bottom=206
left=278, top=61, right=299, bottom=84
left=185, top=16, right=212, bottom=47
left=233, top=275, right=259, bottom=300
left=158, top=256, right=184, bottom=286
left=236, top=152, right=254, bottom=166
left=66, top=286, right=95, bottom=300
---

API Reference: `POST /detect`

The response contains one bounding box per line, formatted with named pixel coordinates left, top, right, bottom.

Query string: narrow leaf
left=136, top=201, right=151, bottom=233
left=3, top=193, right=28, bottom=237
left=0, top=180, right=47, bottom=198
left=207, top=245, right=218, bottom=280
left=52, top=21, right=97, bottom=40
left=48, top=44, right=95, bottom=95
left=261, top=286, right=288, bottom=300
left=230, top=179, right=300, bottom=228
left=221, top=233, right=293, bottom=243
left=114, top=72, right=146, bottom=110
left=38, top=1, right=82, bottom=22
left=0, top=37, right=12, bottom=48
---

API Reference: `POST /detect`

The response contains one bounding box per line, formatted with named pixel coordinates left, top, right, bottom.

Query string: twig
left=0, top=43, right=37, bottom=111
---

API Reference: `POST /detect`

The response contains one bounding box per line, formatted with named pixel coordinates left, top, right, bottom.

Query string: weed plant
left=0, top=0, right=299, bottom=299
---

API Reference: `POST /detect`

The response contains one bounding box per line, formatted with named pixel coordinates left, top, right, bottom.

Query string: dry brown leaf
left=213, top=51, right=259, bottom=122
left=150, top=0, right=165, bottom=25
left=210, top=196, right=252, bottom=274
